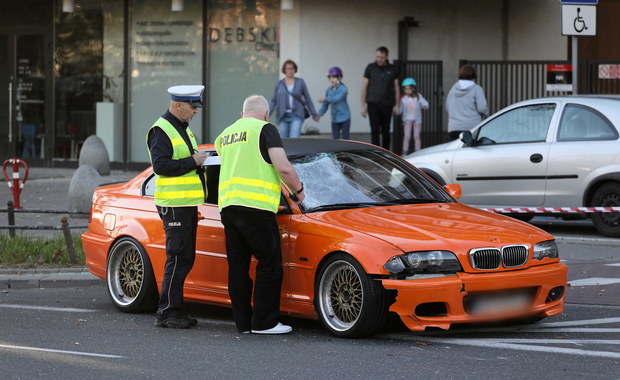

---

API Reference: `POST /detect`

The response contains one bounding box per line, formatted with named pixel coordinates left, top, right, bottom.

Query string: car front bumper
left=382, top=262, right=568, bottom=331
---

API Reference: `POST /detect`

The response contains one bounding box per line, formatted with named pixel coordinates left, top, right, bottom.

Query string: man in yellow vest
left=147, top=85, right=207, bottom=328
left=216, top=95, right=304, bottom=334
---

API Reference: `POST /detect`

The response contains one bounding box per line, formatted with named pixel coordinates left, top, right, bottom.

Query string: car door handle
left=530, top=153, right=543, bottom=163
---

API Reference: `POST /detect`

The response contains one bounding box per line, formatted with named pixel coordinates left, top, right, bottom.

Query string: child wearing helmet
left=318, top=67, right=351, bottom=139
left=400, top=77, right=429, bottom=154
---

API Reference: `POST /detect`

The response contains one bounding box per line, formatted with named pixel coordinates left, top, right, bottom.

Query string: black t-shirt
left=363, top=62, right=399, bottom=105
left=259, top=122, right=283, bottom=164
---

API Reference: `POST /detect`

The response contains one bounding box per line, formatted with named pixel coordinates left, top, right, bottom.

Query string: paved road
left=0, top=286, right=618, bottom=379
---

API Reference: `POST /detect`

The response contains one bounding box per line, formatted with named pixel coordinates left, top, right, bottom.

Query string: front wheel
left=314, top=254, right=388, bottom=338
left=591, top=183, right=620, bottom=237
left=107, top=237, right=159, bottom=313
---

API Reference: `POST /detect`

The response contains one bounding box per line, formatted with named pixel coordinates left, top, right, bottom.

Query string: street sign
left=559, top=0, right=597, bottom=3
left=562, top=5, right=596, bottom=36
left=546, top=64, right=573, bottom=92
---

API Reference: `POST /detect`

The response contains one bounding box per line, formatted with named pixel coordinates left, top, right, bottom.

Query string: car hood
left=304, top=203, right=551, bottom=252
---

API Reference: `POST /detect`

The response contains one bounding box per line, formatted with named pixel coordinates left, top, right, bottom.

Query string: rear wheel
left=107, top=237, right=158, bottom=313
left=314, top=254, right=388, bottom=338
left=591, top=183, right=620, bottom=237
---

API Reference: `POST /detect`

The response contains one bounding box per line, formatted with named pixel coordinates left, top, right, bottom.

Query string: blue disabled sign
left=559, top=0, right=598, bottom=3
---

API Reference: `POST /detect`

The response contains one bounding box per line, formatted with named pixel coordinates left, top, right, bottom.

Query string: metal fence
left=395, top=60, right=445, bottom=151
left=462, top=59, right=620, bottom=115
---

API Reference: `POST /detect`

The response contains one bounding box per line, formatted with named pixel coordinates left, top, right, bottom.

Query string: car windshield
left=291, top=150, right=453, bottom=213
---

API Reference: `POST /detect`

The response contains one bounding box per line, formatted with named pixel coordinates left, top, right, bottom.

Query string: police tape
left=480, top=207, right=620, bottom=214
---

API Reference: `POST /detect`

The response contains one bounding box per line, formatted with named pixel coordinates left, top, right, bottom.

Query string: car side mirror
left=444, top=183, right=462, bottom=200
left=460, top=131, right=474, bottom=146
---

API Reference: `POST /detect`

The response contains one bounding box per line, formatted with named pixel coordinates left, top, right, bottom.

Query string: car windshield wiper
left=304, top=202, right=393, bottom=213
left=388, top=198, right=447, bottom=204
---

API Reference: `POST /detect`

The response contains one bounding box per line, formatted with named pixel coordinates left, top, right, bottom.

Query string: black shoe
left=154, top=316, right=193, bottom=329
left=180, top=316, right=198, bottom=326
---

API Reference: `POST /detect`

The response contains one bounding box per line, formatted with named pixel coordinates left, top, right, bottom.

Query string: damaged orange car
left=82, top=139, right=567, bottom=337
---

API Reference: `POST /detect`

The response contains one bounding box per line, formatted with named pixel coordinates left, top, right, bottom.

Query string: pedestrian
left=446, top=64, right=488, bottom=140
left=269, top=59, right=319, bottom=138
left=146, top=85, right=207, bottom=329
left=317, top=66, right=351, bottom=139
left=360, top=46, right=400, bottom=150
left=400, top=77, right=429, bottom=154
left=215, top=94, right=305, bottom=335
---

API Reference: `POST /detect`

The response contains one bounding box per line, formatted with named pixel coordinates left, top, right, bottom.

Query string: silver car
left=406, top=95, right=620, bottom=237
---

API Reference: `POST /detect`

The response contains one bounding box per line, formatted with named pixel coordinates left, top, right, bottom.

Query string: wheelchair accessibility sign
left=562, top=5, right=596, bottom=36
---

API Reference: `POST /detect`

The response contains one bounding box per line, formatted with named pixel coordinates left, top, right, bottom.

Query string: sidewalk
left=1, top=165, right=139, bottom=289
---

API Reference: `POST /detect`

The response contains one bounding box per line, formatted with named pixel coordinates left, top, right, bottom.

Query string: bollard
left=2, top=158, right=29, bottom=209
left=61, top=216, right=77, bottom=264
left=7, top=201, right=15, bottom=238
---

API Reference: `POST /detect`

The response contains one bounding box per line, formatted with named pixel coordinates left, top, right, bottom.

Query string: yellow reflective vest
left=147, top=117, right=205, bottom=207
left=215, top=118, right=281, bottom=213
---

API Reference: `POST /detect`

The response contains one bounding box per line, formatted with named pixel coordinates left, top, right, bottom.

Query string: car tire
left=314, top=253, right=388, bottom=338
left=106, top=237, right=159, bottom=313
left=591, top=183, right=620, bottom=237
left=507, top=213, right=534, bottom=223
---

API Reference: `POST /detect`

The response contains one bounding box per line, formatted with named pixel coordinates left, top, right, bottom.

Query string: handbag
left=280, top=80, right=311, bottom=120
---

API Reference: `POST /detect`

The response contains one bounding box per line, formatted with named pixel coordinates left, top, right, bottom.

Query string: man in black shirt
left=360, top=46, right=400, bottom=150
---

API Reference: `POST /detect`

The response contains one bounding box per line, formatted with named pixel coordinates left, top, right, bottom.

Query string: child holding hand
left=318, top=67, right=351, bottom=139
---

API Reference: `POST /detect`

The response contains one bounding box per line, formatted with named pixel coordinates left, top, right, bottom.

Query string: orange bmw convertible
left=82, top=139, right=567, bottom=337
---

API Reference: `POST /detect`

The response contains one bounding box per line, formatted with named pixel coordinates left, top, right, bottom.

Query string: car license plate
left=469, top=292, right=531, bottom=316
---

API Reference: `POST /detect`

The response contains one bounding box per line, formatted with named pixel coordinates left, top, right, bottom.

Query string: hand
left=318, top=97, right=325, bottom=103
left=192, top=150, right=208, bottom=166
left=313, top=116, right=320, bottom=122
left=392, top=105, right=400, bottom=114
left=361, top=105, right=367, bottom=118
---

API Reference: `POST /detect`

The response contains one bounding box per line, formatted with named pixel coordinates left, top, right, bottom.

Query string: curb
left=0, top=267, right=104, bottom=290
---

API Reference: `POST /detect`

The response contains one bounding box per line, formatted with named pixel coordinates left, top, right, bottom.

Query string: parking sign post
left=559, top=0, right=597, bottom=94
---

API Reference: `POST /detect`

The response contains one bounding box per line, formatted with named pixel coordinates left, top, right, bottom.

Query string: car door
left=452, top=103, right=558, bottom=206
left=545, top=102, right=620, bottom=207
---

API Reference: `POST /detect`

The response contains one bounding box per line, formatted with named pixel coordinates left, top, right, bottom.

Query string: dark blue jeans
left=331, top=119, right=351, bottom=139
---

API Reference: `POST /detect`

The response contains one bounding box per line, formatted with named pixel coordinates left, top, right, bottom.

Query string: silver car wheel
left=108, top=240, right=145, bottom=306
left=318, top=260, right=364, bottom=332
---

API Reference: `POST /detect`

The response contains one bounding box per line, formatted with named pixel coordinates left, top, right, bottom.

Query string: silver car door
left=452, top=103, right=557, bottom=207
left=546, top=102, right=620, bottom=207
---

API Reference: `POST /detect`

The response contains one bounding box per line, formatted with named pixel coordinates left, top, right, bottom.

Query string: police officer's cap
left=167, top=85, right=204, bottom=108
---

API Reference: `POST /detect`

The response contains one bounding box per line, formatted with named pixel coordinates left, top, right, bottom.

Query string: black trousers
left=220, top=206, right=283, bottom=332
left=367, top=102, right=394, bottom=150
left=156, top=205, right=198, bottom=319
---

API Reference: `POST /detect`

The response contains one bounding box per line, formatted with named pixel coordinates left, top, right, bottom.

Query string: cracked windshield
left=291, top=150, right=451, bottom=212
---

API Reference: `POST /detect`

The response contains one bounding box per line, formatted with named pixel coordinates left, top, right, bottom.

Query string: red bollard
left=2, top=158, right=29, bottom=209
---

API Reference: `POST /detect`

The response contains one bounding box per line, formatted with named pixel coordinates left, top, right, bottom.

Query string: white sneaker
left=251, top=322, right=292, bottom=335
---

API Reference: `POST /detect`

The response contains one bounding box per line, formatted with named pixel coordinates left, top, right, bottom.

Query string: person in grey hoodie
left=445, top=64, right=488, bottom=140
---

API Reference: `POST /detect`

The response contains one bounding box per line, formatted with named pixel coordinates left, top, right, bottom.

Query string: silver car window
left=557, top=103, right=619, bottom=141
left=476, top=104, right=556, bottom=144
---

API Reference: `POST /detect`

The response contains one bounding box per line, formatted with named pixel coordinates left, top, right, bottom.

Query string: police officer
left=147, top=85, right=207, bottom=328
left=216, top=95, right=304, bottom=334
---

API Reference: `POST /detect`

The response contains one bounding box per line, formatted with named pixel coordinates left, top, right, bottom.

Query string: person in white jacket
left=446, top=64, right=488, bottom=140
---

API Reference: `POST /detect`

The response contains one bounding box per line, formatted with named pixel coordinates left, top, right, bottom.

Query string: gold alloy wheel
left=318, top=260, right=364, bottom=331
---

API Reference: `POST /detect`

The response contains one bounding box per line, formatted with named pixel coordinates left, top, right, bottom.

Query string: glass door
left=0, top=33, right=47, bottom=163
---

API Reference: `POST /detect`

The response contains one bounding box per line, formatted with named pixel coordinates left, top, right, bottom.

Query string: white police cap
left=167, top=85, right=204, bottom=107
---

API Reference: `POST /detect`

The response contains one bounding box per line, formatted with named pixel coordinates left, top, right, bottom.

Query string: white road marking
left=0, top=304, right=95, bottom=313
left=605, top=263, right=620, bottom=267
left=379, top=316, right=620, bottom=358
left=536, top=316, right=620, bottom=327
left=568, top=277, right=620, bottom=286
left=0, top=343, right=123, bottom=359
left=419, top=338, right=620, bottom=359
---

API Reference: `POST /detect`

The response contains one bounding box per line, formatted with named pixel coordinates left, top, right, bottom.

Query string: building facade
left=1, top=0, right=616, bottom=166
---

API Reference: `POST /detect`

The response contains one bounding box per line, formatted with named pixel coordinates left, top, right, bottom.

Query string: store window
left=129, top=0, right=204, bottom=163
left=207, top=0, right=279, bottom=141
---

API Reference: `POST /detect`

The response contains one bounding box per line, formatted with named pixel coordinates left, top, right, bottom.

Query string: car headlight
left=533, top=240, right=559, bottom=260
left=383, top=250, right=463, bottom=274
